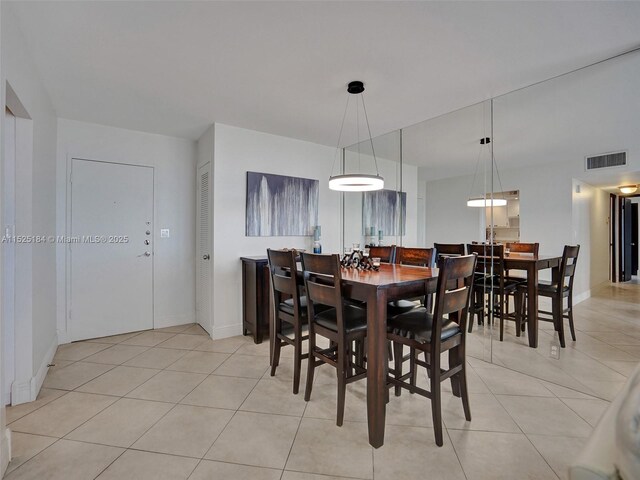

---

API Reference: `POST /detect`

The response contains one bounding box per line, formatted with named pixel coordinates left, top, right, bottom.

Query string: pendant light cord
left=361, top=92, right=380, bottom=176
left=330, top=94, right=351, bottom=177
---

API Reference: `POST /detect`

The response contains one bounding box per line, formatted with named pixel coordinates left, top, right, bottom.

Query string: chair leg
left=499, top=291, right=505, bottom=342
left=553, top=295, right=566, bottom=348
left=430, top=351, right=443, bottom=447
left=514, top=291, right=522, bottom=337
left=270, top=319, right=282, bottom=376
left=336, top=341, right=347, bottom=427
left=304, top=331, right=316, bottom=402
left=457, top=346, right=471, bottom=422
left=292, top=324, right=302, bottom=395
left=409, top=348, right=417, bottom=393
left=448, top=348, right=461, bottom=398
left=568, top=295, right=577, bottom=342
left=393, top=342, right=403, bottom=397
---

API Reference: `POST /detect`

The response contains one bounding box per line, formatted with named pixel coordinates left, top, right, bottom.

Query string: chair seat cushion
left=279, top=296, right=308, bottom=316
left=314, top=305, right=368, bottom=334
left=388, top=307, right=461, bottom=344
left=387, top=299, right=421, bottom=316
left=537, top=280, right=570, bottom=295
left=474, top=277, right=520, bottom=292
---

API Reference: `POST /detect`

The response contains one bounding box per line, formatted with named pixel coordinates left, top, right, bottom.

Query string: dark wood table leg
left=366, top=287, right=388, bottom=448
left=527, top=264, right=538, bottom=348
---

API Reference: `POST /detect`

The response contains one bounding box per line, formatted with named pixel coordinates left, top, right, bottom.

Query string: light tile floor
left=5, top=283, right=637, bottom=480
left=470, top=281, right=640, bottom=401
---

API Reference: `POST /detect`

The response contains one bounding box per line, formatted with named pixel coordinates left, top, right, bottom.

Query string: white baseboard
left=11, top=335, right=57, bottom=406
left=573, top=289, right=591, bottom=305
left=212, top=323, right=243, bottom=340
left=154, top=311, right=196, bottom=330
left=1, top=428, right=11, bottom=478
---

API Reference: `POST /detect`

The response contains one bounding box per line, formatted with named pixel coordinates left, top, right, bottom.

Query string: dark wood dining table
left=503, top=253, right=562, bottom=348
left=340, top=263, right=439, bottom=448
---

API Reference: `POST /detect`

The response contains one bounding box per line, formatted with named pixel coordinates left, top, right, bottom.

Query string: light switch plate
left=160, top=229, right=170, bottom=238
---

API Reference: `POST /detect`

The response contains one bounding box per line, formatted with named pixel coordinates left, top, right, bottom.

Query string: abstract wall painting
left=362, top=189, right=406, bottom=236
left=246, top=171, right=319, bottom=236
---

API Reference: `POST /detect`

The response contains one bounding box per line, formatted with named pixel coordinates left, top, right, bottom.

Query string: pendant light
left=329, top=81, right=384, bottom=192
left=467, top=99, right=506, bottom=207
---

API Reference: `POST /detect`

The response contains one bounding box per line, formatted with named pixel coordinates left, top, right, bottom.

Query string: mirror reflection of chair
left=502, top=242, right=539, bottom=337
left=515, top=245, right=580, bottom=348
left=467, top=244, right=520, bottom=340
left=434, top=243, right=466, bottom=262
left=301, top=252, right=368, bottom=426
left=387, top=254, right=477, bottom=446
left=266, top=248, right=309, bottom=394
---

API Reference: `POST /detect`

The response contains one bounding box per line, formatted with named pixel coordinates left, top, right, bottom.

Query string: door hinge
left=68, top=309, right=71, bottom=320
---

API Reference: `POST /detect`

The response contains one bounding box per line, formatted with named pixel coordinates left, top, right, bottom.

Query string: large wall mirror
left=340, top=48, right=640, bottom=399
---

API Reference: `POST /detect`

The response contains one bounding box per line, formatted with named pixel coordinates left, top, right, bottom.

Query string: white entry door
left=196, top=163, right=212, bottom=334
left=70, top=159, right=153, bottom=341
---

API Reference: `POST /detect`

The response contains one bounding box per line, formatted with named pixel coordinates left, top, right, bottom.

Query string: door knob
left=203, top=254, right=210, bottom=260
left=138, top=251, right=151, bottom=257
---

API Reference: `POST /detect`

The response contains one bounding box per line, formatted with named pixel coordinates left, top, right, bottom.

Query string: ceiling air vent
left=585, top=151, right=627, bottom=171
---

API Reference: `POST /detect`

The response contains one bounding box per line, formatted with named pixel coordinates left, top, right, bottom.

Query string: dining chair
left=267, top=248, right=309, bottom=394
left=503, top=242, right=540, bottom=333
left=434, top=243, right=466, bottom=262
left=387, top=254, right=477, bottom=446
left=515, top=245, right=580, bottom=348
left=389, top=247, right=436, bottom=314
left=466, top=243, right=520, bottom=340
left=301, top=252, right=367, bottom=426
left=367, top=245, right=396, bottom=263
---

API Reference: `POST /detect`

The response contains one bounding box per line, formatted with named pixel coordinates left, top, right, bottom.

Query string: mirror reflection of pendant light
left=467, top=99, right=507, bottom=207
left=329, top=81, right=384, bottom=192
left=619, top=185, right=638, bottom=195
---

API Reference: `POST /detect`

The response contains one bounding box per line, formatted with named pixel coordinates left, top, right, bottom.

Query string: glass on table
left=371, top=257, right=381, bottom=267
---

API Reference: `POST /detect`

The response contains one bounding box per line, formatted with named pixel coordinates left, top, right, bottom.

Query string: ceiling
left=7, top=1, right=640, bottom=147
left=403, top=48, right=640, bottom=189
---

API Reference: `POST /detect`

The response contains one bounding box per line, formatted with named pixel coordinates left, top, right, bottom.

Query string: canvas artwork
left=362, top=189, right=406, bottom=236
left=246, top=171, right=319, bottom=236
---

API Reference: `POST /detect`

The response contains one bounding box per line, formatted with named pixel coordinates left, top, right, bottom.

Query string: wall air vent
left=585, top=151, right=627, bottom=171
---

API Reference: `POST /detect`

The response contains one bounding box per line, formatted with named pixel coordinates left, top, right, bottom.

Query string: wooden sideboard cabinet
left=241, top=256, right=271, bottom=344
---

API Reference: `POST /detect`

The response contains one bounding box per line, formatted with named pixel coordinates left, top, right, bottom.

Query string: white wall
left=204, top=123, right=340, bottom=338
left=571, top=180, right=610, bottom=296
left=0, top=3, right=7, bottom=474
left=56, top=119, right=197, bottom=339
left=2, top=3, right=58, bottom=405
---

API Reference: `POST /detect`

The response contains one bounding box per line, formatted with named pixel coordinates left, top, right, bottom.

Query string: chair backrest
left=301, top=253, right=347, bottom=333
left=368, top=245, right=395, bottom=263
left=434, top=243, right=466, bottom=261
left=431, top=254, right=477, bottom=343
left=506, top=242, right=539, bottom=256
left=267, top=249, right=301, bottom=316
left=559, top=245, right=580, bottom=291
left=467, top=243, right=505, bottom=277
left=395, top=247, right=435, bottom=267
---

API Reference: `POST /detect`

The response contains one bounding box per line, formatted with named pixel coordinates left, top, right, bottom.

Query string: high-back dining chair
left=386, top=247, right=436, bottom=317
left=502, top=242, right=540, bottom=333
left=301, top=253, right=367, bottom=426
left=515, top=245, right=580, bottom=348
left=387, top=254, right=477, bottom=446
left=368, top=245, right=396, bottom=263
left=466, top=243, right=520, bottom=340
left=395, top=247, right=435, bottom=267
left=434, top=243, right=466, bottom=262
left=267, top=248, right=308, bottom=394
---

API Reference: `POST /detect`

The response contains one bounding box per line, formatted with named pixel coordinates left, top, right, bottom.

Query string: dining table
left=503, top=252, right=562, bottom=348
left=340, top=263, right=439, bottom=448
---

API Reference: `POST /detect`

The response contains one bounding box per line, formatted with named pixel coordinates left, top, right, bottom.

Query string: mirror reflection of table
left=503, top=253, right=562, bottom=348
left=340, top=263, right=439, bottom=448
